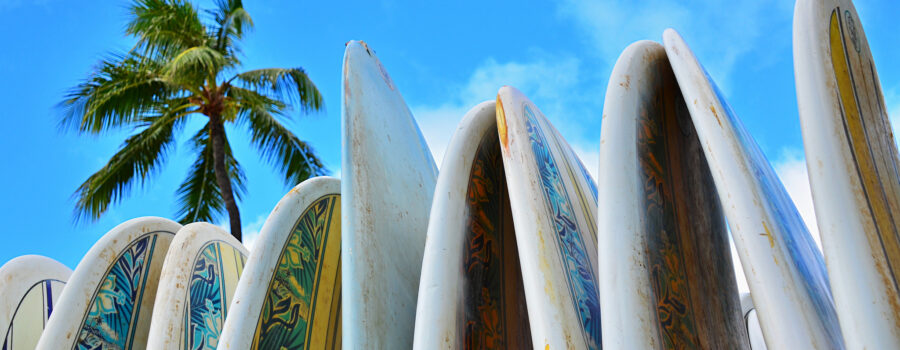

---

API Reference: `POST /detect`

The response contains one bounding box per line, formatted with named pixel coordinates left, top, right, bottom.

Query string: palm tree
left=60, top=0, right=326, bottom=241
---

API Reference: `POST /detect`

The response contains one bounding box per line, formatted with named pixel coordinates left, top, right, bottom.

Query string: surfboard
left=663, top=29, right=844, bottom=349
left=1, top=255, right=71, bottom=350
left=413, top=100, right=532, bottom=349
left=794, top=0, right=900, bottom=347
left=217, top=176, right=341, bottom=350
left=35, top=217, right=180, bottom=350
left=146, top=222, right=247, bottom=349
left=740, top=294, right=767, bottom=350
left=597, top=40, right=748, bottom=349
left=341, top=40, right=438, bottom=349
left=495, top=86, right=600, bottom=349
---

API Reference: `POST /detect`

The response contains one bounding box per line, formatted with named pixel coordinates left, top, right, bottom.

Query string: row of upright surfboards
left=1, top=0, right=897, bottom=348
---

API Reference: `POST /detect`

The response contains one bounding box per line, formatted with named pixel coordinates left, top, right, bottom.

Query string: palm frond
left=163, top=46, right=229, bottom=85
left=127, top=0, right=207, bottom=59
left=60, top=52, right=176, bottom=134
left=72, top=100, right=192, bottom=222
left=209, top=0, right=253, bottom=54
left=232, top=67, right=323, bottom=114
left=174, top=123, right=246, bottom=224
left=233, top=87, right=327, bottom=187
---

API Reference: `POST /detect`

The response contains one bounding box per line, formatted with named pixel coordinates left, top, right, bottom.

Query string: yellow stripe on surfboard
left=304, top=196, right=342, bottom=349
left=830, top=9, right=900, bottom=296
left=250, top=194, right=341, bottom=350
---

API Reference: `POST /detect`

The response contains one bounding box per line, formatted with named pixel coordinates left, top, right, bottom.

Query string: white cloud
left=219, top=214, right=266, bottom=252
left=413, top=54, right=596, bottom=169
left=570, top=143, right=599, bottom=183
left=239, top=215, right=267, bottom=252
left=556, top=0, right=793, bottom=91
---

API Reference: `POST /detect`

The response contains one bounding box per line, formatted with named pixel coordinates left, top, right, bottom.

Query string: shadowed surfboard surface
left=413, top=101, right=532, bottom=349
left=598, top=40, right=748, bottom=349
left=146, top=223, right=247, bottom=349
left=794, top=0, right=900, bottom=347
left=664, top=29, right=843, bottom=349
left=217, top=177, right=341, bottom=350
left=0, top=256, right=70, bottom=350
left=35, top=217, right=180, bottom=350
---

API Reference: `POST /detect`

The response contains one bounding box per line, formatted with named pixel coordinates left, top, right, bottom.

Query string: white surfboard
left=794, top=0, right=900, bottom=348
left=663, top=29, right=844, bottom=349
left=341, top=40, right=437, bottom=349
left=413, top=100, right=533, bottom=349
left=147, top=222, right=247, bottom=349
left=496, top=86, right=601, bottom=349
left=597, top=40, right=748, bottom=349
left=36, top=217, right=180, bottom=350
left=217, top=176, right=341, bottom=350
left=1, top=255, right=71, bottom=350
left=740, top=294, right=767, bottom=350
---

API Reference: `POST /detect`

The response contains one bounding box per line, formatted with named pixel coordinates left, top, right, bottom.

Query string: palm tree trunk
left=209, top=114, right=243, bottom=241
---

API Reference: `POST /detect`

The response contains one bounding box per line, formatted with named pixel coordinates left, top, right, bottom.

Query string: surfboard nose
left=342, top=40, right=396, bottom=94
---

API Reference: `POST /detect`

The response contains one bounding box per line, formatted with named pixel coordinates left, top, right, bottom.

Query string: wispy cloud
left=412, top=53, right=601, bottom=177
left=556, top=0, right=793, bottom=92
left=239, top=215, right=267, bottom=252
left=218, top=214, right=266, bottom=252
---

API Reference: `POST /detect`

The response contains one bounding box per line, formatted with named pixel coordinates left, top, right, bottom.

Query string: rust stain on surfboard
left=709, top=105, right=723, bottom=128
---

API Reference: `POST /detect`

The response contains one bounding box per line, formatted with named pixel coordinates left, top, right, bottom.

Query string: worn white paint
left=412, top=100, right=494, bottom=349
left=497, top=86, right=600, bottom=349
left=664, top=29, right=843, bottom=349
left=35, top=217, right=179, bottom=350
left=0, top=255, right=70, bottom=350
left=794, top=1, right=900, bottom=348
left=596, top=40, right=664, bottom=349
left=341, top=40, right=438, bottom=349
left=147, top=222, right=247, bottom=349
left=217, top=176, right=339, bottom=350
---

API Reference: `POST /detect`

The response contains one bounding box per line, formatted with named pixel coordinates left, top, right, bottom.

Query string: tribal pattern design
left=184, top=242, right=246, bottom=350
left=524, top=105, right=601, bottom=349
left=75, top=234, right=159, bottom=350
left=252, top=195, right=341, bottom=350
left=462, top=127, right=531, bottom=349
left=637, top=71, right=700, bottom=348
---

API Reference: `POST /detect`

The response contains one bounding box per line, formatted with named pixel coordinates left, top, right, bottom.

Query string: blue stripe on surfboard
left=704, top=69, right=843, bottom=346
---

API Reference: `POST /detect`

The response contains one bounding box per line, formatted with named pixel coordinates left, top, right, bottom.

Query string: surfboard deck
left=413, top=101, right=532, bottom=349
left=495, top=86, right=601, bottom=349
left=35, top=217, right=180, bottom=350
left=794, top=0, right=900, bottom=347
left=341, top=40, right=437, bottom=349
left=147, top=222, right=247, bottom=350
left=0, top=255, right=71, bottom=350
left=663, top=28, right=843, bottom=349
left=598, top=40, right=747, bottom=349
left=217, top=177, right=341, bottom=350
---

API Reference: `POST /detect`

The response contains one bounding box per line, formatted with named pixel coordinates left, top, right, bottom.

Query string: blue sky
left=0, top=0, right=897, bottom=270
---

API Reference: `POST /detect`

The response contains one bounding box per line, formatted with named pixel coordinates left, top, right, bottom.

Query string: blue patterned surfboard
left=495, top=86, right=601, bottom=349
left=36, top=217, right=180, bottom=350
